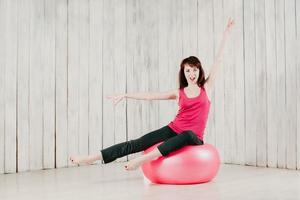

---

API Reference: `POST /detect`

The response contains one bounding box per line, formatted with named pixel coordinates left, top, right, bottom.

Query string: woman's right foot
left=69, top=155, right=93, bottom=165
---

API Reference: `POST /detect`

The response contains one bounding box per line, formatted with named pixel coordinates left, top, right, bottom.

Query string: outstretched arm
left=125, top=90, right=178, bottom=100
left=106, top=90, right=178, bottom=105
left=205, top=18, right=235, bottom=92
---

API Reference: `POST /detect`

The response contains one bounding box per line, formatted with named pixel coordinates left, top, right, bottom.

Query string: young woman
left=70, top=18, right=235, bottom=171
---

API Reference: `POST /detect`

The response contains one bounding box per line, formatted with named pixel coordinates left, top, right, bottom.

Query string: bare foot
left=69, top=155, right=93, bottom=165
left=124, top=157, right=145, bottom=171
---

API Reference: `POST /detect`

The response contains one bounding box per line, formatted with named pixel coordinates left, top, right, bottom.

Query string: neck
left=187, top=83, right=199, bottom=88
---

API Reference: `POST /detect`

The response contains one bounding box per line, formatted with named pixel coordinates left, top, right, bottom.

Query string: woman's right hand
left=106, top=94, right=126, bottom=106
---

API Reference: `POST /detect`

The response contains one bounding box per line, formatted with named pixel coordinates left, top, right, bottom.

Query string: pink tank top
left=168, top=86, right=211, bottom=141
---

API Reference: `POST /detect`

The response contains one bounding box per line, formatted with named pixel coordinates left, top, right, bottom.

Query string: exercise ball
left=141, top=142, right=220, bottom=184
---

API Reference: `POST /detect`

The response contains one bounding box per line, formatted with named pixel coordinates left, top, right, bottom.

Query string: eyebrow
left=185, top=68, right=198, bottom=70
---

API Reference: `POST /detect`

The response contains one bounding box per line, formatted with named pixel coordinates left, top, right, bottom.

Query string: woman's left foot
left=124, top=157, right=145, bottom=171
left=69, top=155, right=93, bottom=165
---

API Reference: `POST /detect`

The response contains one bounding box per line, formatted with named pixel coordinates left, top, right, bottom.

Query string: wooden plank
left=285, top=0, right=297, bottom=170
left=101, top=0, right=127, bottom=163
left=17, top=0, right=30, bottom=172
left=67, top=0, right=80, bottom=167
left=2, top=1, right=18, bottom=173
left=4, top=0, right=18, bottom=174
left=55, top=0, right=68, bottom=168
left=127, top=0, right=159, bottom=161
left=182, top=0, right=198, bottom=57
left=78, top=0, right=89, bottom=157
left=297, top=0, right=300, bottom=170
left=4, top=0, right=17, bottom=173
left=255, top=0, right=267, bottom=167
left=142, top=0, right=159, bottom=135
left=275, top=0, right=287, bottom=169
left=135, top=0, right=152, bottom=147
left=158, top=0, right=182, bottom=128
left=213, top=0, right=226, bottom=163
left=198, top=0, right=216, bottom=147
left=126, top=0, right=160, bottom=161
left=233, top=0, right=245, bottom=165
left=133, top=0, right=160, bottom=158
left=89, top=0, right=103, bottom=163
left=29, top=0, right=44, bottom=170
left=126, top=0, right=142, bottom=161
left=244, top=0, right=257, bottom=166
left=0, top=0, right=5, bottom=174
left=43, top=0, right=56, bottom=169
left=265, top=0, right=278, bottom=168
left=113, top=0, right=127, bottom=162
left=102, top=0, right=119, bottom=160
left=223, top=0, right=236, bottom=164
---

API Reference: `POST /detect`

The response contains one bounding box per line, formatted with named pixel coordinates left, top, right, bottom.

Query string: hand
left=106, top=94, right=126, bottom=106
left=225, top=17, right=235, bottom=34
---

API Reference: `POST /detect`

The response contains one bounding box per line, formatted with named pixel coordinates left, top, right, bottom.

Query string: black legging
left=100, top=125, right=204, bottom=164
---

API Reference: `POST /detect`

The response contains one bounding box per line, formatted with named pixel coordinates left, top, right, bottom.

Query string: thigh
left=135, top=126, right=177, bottom=149
left=157, top=130, right=203, bottom=156
left=179, top=130, right=204, bottom=145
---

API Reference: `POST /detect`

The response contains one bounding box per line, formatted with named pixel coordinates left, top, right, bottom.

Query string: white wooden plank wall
left=55, top=0, right=68, bottom=168
left=265, top=0, right=277, bottom=168
left=0, top=0, right=4, bottom=174
left=0, top=0, right=299, bottom=174
left=275, top=0, right=287, bottom=169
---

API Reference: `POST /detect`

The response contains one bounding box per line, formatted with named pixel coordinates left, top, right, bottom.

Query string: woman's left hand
left=225, top=17, right=235, bottom=34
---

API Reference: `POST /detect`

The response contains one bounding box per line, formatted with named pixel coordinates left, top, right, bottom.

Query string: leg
left=125, top=130, right=203, bottom=170
left=157, top=130, right=203, bottom=156
left=70, top=125, right=177, bottom=165
left=124, top=147, right=162, bottom=170
left=101, top=125, right=177, bottom=164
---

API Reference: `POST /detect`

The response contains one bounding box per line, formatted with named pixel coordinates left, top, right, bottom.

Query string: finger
left=115, top=97, right=123, bottom=105
left=114, top=97, right=122, bottom=105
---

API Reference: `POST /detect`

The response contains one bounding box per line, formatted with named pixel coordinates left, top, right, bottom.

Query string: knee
left=182, top=130, right=197, bottom=140
left=128, top=139, right=142, bottom=151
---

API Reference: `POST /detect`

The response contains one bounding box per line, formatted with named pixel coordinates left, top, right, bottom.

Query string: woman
left=70, top=18, right=235, bottom=171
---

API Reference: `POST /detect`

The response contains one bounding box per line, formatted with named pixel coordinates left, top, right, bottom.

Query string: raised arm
left=205, top=18, right=235, bottom=92
left=106, top=89, right=178, bottom=105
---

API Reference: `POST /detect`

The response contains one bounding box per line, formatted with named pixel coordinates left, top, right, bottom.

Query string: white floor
left=0, top=163, right=300, bottom=200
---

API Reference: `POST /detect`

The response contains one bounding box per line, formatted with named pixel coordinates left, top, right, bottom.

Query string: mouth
left=189, top=77, right=196, bottom=81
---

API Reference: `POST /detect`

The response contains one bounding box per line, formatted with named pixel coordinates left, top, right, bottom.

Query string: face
left=184, top=64, right=199, bottom=85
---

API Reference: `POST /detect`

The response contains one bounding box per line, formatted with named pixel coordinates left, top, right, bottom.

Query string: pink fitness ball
left=141, top=142, right=220, bottom=184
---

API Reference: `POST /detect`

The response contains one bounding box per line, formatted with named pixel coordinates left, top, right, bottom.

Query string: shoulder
left=173, top=89, right=180, bottom=100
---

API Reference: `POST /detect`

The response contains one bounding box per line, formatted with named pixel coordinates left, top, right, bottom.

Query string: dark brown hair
left=178, top=56, right=206, bottom=89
